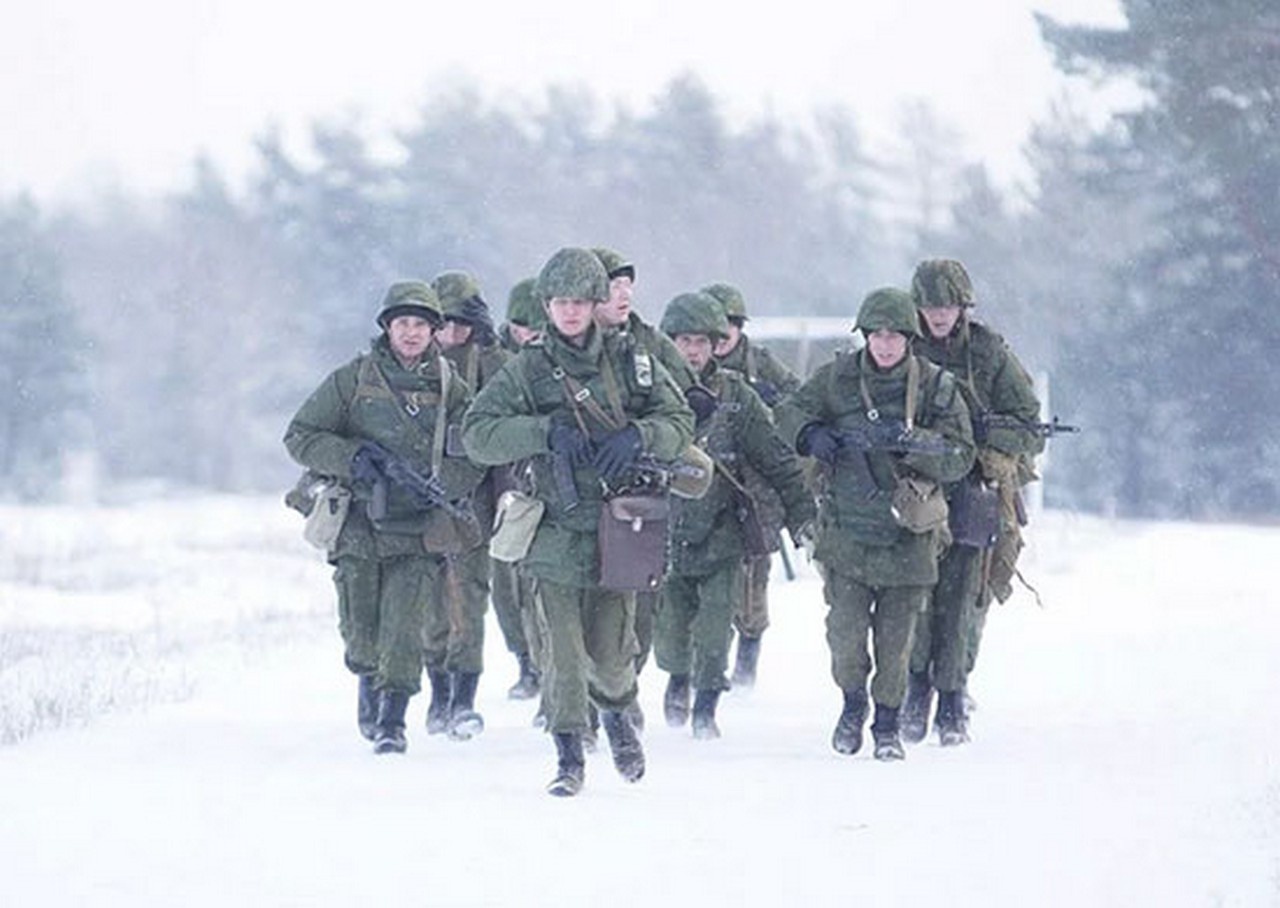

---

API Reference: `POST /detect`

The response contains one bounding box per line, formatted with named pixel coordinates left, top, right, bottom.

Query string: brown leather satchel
left=598, top=494, right=670, bottom=591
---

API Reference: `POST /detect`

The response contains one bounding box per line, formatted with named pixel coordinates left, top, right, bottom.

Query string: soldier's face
left=674, top=333, right=715, bottom=372
left=920, top=306, right=962, bottom=339
left=509, top=323, right=542, bottom=347
left=714, top=322, right=742, bottom=357
left=387, top=315, right=436, bottom=364
left=547, top=297, right=596, bottom=341
left=595, top=276, right=633, bottom=327
left=867, top=329, right=908, bottom=369
left=436, top=320, right=472, bottom=350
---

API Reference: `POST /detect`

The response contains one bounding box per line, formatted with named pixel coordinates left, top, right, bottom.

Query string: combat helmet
left=536, top=248, right=610, bottom=303
left=592, top=247, right=636, bottom=282
left=377, top=280, right=443, bottom=329
left=701, top=282, right=748, bottom=322
left=660, top=291, right=730, bottom=340
left=431, top=270, right=484, bottom=321
left=911, top=259, right=975, bottom=308
left=855, top=287, right=920, bottom=337
left=506, top=277, right=545, bottom=329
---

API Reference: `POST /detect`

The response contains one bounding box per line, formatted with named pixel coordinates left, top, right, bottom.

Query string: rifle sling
left=367, top=356, right=452, bottom=475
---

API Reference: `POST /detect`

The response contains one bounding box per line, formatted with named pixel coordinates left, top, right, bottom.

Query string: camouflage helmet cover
left=660, top=291, right=731, bottom=340
left=592, top=246, right=636, bottom=282
left=378, top=280, right=443, bottom=329
left=536, top=247, right=610, bottom=303
left=911, top=259, right=975, bottom=308
left=431, top=270, right=484, bottom=320
left=506, top=276, right=545, bottom=328
left=700, top=282, right=748, bottom=321
left=855, top=287, right=920, bottom=337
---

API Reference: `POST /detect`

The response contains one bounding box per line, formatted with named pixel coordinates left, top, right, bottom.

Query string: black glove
left=593, top=424, right=643, bottom=481
left=797, top=423, right=841, bottom=465
left=548, top=421, right=593, bottom=468
left=350, top=442, right=389, bottom=484
left=684, top=386, right=718, bottom=426
left=753, top=380, right=780, bottom=406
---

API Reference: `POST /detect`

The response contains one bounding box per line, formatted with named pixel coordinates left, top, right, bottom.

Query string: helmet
left=506, top=277, right=545, bottom=328
left=701, top=282, right=748, bottom=321
left=855, top=287, right=920, bottom=337
left=536, top=247, right=609, bottom=303
left=911, top=259, right=974, bottom=308
left=660, top=291, right=730, bottom=340
left=431, top=270, right=484, bottom=322
left=592, top=246, right=636, bottom=282
left=377, top=280, right=443, bottom=329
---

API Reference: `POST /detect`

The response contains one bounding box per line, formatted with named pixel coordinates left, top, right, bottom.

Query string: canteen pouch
left=598, top=494, right=670, bottom=591
left=948, top=474, right=1000, bottom=549
left=490, top=490, right=545, bottom=563
left=890, top=474, right=949, bottom=535
left=303, top=482, right=351, bottom=551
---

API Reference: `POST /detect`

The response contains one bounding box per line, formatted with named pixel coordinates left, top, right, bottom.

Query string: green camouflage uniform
left=777, top=333, right=974, bottom=712
left=462, top=322, right=693, bottom=734
left=284, top=336, right=484, bottom=694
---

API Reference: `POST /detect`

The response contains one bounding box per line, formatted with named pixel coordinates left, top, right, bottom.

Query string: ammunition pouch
left=489, top=490, right=545, bottom=563
left=890, top=474, right=949, bottom=535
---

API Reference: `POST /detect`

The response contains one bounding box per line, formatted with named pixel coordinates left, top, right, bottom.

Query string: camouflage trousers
left=532, top=579, right=639, bottom=735
left=822, top=566, right=927, bottom=708
left=633, top=589, right=658, bottom=673
left=334, top=552, right=447, bottom=694
left=423, top=544, right=488, bottom=675
left=490, top=557, right=533, bottom=659
left=732, top=553, right=772, bottom=640
left=655, top=560, right=743, bottom=693
left=910, top=543, right=984, bottom=692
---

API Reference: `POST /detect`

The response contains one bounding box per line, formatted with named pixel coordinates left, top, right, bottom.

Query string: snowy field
left=1, top=495, right=1277, bottom=907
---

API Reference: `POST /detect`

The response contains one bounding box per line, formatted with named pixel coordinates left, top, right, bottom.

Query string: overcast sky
left=6, top=0, right=1127, bottom=203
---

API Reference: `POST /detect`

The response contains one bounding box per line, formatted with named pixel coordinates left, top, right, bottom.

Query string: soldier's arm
left=462, top=357, right=553, bottom=466
left=986, top=344, right=1046, bottom=458
left=899, top=370, right=976, bottom=484
left=283, top=363, right=363, bottom=478
left=737, top=383, right=817, bottom=529
left=774, top=363, right=831, bottom=450
left=651, top=330, right=699, bottom=392
left=758, top=345, right=802, bottom=395
left=631, top=358, right=695, bottom=460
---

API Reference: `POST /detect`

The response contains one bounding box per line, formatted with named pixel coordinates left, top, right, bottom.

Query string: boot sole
left=547, top=776, right=584, bottom=797
left=447, top=713, right=485, bottom=741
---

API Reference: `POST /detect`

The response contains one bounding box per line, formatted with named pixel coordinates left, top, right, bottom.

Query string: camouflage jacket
left=617, top=312, right=699, bottom=391
left=284, top=337, right=485, bottom=560
left=776, top=348, right=974, bottom=586
left=442, top=339, right=511, bottom=532
left=462, top=322, right=694, bottom=586
left=670, top=363, right=815, bottom=576
left=715, top=334, right=801, bottom=409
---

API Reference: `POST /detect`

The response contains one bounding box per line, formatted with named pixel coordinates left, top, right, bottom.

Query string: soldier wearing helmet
left=653, top=292, right=815, bottom=740
left=777, top=287, right=974, bottom=761
left=499, top=277, right=545, bottom=352
left=901, top=259, right=1045, bottom=747
left=703, top=281, right=804, bottom=690
left=463, top=247, right=694, bottom=797
left=284, top=280, right=485, bottom=755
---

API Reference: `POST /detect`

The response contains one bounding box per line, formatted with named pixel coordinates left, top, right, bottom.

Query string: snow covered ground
left=1, top=495, right=1277, bottom=906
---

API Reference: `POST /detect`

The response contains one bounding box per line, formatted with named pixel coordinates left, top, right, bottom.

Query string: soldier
left=777, top=288, right=974, bottom=761
left=284, top=281, right=484, bottom=754
left=655, top=292, right=815, bottom=738
left=704, top=282, right=803, bottom=689
left=902, top=259, right=1045, bottom=746
left=490, top=275, right=544, bottom=701
left=424, top=270, right=509, bottom=739
left=463, top=247, right=694, bottom=797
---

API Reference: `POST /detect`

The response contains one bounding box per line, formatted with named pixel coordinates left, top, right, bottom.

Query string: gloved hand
left=796, top=422, right=841, bottom=464
left=592, top=424, right=643, bottom=481
left=350, top=442, right=390, bottom=484
left=753, top=380, right=780, bottom=406
left=684, top=386, right=718, bottom=426
left=548, top=420, right=593, bottom=467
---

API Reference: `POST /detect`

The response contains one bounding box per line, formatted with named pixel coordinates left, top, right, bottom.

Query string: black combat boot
left=357, top=673, right=378, bottom=741
left=900, top=671, right=934, bottom=745
left=832, top=688, right=868, bottom=755
left=447, top=671, right=485, bottom=741
left=871, top=703, right=906, bottom=761
left=624, top=698, right=646, bottom=734
left=424, top=669, right=452, bottom=735
left=600, top=709, right=646, bottom=782
left=547, top=732, right=585, bottom=797
left=691, top=689, right=722, bottom=740
left=730, top=635, right=762, bottom=689
left=934, top=689, right=970, bottom=746
left=373, top=688, right=410, bottom=755
left=507, top=652, right=540, bottom=700
left=664, top=673, right=691, bottom=728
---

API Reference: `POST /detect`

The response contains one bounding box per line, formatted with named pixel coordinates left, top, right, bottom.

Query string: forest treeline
left=3, top=2, right=1277, bottom=519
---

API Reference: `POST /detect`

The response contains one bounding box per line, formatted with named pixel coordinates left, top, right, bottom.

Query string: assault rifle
left=834, top=421, right=960, bottom=493
left=367, top=451, right=473, bottom=522
left=979, top=414, right=1080, bottom=439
